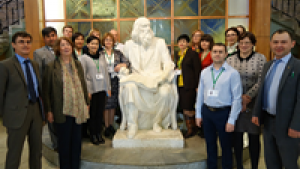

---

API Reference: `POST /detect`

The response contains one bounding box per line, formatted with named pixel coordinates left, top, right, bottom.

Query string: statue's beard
left=139, top=31, right=153, bottom=47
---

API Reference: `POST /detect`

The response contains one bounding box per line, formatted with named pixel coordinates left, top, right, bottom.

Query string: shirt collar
left=237, top=51, right=255, bottom=62
left=178, top=48, right=188, bottom=56
left=15, top=53, right=29, bottom=64
left=211, top=61, right=228, bottom=71
left=274, top=52, right=291, bottom=63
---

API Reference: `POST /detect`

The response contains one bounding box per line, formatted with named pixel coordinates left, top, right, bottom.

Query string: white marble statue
left=118, top=17, right=178, bottom=139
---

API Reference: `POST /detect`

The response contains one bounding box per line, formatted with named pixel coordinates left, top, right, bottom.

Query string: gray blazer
left=0, top=56, right=44, bottom=128
left=253, top=56, right=300, bottom=136
left=33, top=46, right=56, bottom=82
left=79, top=54, right=111, bottom=94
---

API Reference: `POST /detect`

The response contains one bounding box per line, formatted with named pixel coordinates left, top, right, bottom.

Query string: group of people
left=0, top=21, right=299, bottom=169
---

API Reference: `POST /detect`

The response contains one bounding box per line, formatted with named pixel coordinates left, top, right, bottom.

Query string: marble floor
left=1, top=119, right=299, bottom=169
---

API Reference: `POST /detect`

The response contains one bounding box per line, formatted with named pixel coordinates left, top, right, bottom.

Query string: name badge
left=175, top=70, right=182, bottom=76
left=207, top=90, right=219, bottom=97
left=108, top=66, right=114, bottom=73
left=96, top=74, right=104, bottom=80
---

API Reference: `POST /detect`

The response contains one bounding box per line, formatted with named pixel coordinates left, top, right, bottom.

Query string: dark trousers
left=263, top=114, right=299, bottom=169
left=56, top=116, right=82, bottom=169
left=5, top=102, right=43, bottom=169
left=233, top=132, right=260, bottom=169
left=88, top=91, right=106, bottom=135
left=202, top=105, right=233, bottom=169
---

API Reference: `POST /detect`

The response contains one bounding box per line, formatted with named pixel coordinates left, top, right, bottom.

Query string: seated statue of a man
left=118, top=17, right=178, bottom=139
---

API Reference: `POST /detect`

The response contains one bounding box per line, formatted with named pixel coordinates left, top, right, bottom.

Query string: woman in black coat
left=174, top=34, right=201, bottom=138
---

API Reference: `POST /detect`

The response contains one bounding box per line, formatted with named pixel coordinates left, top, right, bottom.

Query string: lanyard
left=105, top=50, right=114, bottom=65
left=75, top=49, right=82, bottom=56
left=93, top=58, right=100, bottom=72
left=211, top=68, right=224, bottom=89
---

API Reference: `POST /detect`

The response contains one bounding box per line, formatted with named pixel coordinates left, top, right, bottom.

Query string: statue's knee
left=124, top=83, right=137, bottom=92
left=159, top=86, right=171, bottom=98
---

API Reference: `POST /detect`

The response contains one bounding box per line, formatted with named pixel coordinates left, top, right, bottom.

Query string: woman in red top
left=199, top=34, right=214, bottom=70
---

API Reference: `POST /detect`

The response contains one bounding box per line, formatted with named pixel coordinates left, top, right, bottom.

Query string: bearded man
left=118, top=17, right=178, bottom=139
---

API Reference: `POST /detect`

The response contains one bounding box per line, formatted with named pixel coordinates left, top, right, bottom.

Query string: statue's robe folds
left=119, top=37, right=178, bottom=130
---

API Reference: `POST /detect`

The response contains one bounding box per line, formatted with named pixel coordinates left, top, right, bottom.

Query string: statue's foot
left=153, top=123, right=162, bottom=133
left=127, top=125, right=137, bottom=139
left=171, top=123, right=177, bottom=130
left=120, top=122, right=126, bottom=130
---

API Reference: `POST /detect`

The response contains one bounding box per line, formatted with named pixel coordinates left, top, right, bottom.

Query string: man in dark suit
left=34, top=27, right=57, bottom=151
left=0, top=31, right=44, bottom=169
left=252, top=29, right=300, bottom=169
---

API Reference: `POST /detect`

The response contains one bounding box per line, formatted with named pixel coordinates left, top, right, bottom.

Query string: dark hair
left=271, top=29, right=294, bottom=40
left=102, top=32, right=116, bottom=46
left=87, top=36, right=100, bottom=44
left=72, top=32, right=84, bottom=43
left=239, top=31, right=257, bottom=45
left=42, top=27, right=57, bottom=37
left=177, top=34, right=190, bottom=43
left=54, top=37, right=74, bottom=56
left=200, top=34, right=214, bottom=51
left=225, top=27, right=240, bottom=39
left=62, top=25, right=73, bottom=32
left=236, top=25, right=246, bottom=34
left=12, top=31, right=32, bottom=43
left=212, top=43, right=227, bottom=53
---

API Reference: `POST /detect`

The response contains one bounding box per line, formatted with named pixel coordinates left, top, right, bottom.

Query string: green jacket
left=42, top=57, right=90, bottom=123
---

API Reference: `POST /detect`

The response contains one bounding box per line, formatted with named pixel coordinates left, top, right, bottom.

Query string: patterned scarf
left=60, top=57, right=89, bottom=124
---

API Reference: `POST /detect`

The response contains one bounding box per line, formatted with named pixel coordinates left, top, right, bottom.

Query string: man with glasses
left=0, top=31, right=44, bottom=169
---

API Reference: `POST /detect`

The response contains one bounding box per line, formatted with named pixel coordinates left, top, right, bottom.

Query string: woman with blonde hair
left=190, top=29, right=204, bottom=53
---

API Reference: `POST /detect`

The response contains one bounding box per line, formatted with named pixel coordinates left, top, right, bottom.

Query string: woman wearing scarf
left=80, top=36, right=111, bottom=145
left=43, top=37, right=90, bottom=169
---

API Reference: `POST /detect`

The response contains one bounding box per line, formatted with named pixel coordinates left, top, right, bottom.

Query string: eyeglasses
left=239, top=42, right=252, bottom=46
left=226, top=34, right=237, bottom=37
left=17, top=40, right=32, bottom=44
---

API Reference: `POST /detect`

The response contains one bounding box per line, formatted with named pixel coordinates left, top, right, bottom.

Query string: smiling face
left=12, top=36, right=32, bottom=57
left=238, top=37, right=253, bottom=54
left=200, top=40, right=210, bottom=51
left=104, top=36, right=113, bottom=49
left=270, top=32, right=295, bottom=59
left=59, top=39, right=73, bottom=56
left=178, top=39, right=188, bottom=51
left=44, top=31, right=57, bottom=47
left=226, top=30, right=238, bottom=46
left=74, top=36, right=84, bottom=50
left=192, top=31, right=202, bottom=44
left=87, top=39, right=99, bottom=54
left=63, top=28, right=73, bottom=38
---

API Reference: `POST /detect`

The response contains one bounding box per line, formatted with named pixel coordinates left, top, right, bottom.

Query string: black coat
left=174, top=48, right=201, bottom=89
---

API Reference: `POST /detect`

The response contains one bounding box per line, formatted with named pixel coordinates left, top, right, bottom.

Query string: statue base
left=112, top=129, right=184, bottom=148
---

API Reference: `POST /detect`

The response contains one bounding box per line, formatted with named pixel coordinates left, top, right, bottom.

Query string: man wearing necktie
left=0, top=31, right=44, bottom=169
left=252, top=29, right=300, bottom=169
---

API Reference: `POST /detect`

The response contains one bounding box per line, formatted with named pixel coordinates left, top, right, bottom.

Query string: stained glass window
left=93, top=22, right=118, bottom=36
left=120, top=21, right=135, bottom=43
left=174, top=0, right=198, bottom=16
left=201, top=0, right=225, bottom=16
left=174, top=20, right=198, bottom=44
left=67, top=22, right=92, bottom=38
left=201, top=19, right=225, bottom=43
left=66, top=0, right=91, bottom=19
left=150, top=20, right=171, bottom=44
left=120, top=0, right=144, bottom=18
left=147, top=0, right=171, bottom=17
left=93, top=0, right=117, bottom=19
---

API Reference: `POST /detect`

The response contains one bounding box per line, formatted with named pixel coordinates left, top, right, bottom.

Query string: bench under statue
left=118, top=17, right=179, bottom=139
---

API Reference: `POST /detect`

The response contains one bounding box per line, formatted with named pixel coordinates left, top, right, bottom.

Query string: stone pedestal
left=112, top=129, right=184, bottom=148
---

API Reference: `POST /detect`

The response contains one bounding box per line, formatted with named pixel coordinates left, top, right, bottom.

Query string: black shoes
left=90, top=134, right=105, bottom=145
left=104, top=125, right=116, bottom=138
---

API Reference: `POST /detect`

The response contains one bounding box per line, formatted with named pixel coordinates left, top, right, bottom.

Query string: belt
left=204, top=104, right=231, bottom=112
left=264, top=111, right=276, bottom=118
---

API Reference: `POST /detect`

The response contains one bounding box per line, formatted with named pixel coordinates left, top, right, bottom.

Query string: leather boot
left=184, top=115, right=197, bottom=138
